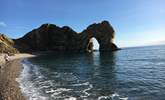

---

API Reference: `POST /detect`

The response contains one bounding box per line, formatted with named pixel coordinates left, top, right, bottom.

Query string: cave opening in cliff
left=87, top=37, right=100, bottom=52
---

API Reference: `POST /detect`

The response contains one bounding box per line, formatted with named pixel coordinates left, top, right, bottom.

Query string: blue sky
left=0, top=0, right=165, bottom=47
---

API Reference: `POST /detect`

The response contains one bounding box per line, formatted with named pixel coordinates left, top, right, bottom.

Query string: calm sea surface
left=17, top=45, right=165, bottom=100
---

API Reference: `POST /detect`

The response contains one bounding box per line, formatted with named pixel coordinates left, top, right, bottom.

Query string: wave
left=16, top=59, right=128, bottom=100
left=16, top=59, right=49, bottom=100
left=98, top=93, right=128, bottom=100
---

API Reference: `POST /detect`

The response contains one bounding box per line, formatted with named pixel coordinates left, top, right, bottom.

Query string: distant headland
left=0, top=20, right=119, bottom=53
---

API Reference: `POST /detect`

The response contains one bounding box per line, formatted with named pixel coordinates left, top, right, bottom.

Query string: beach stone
left=0, top=60, right=25, bottom=100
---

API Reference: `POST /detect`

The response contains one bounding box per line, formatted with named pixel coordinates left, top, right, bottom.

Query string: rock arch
left=86, top=37, right=100, bottom=51
left=78, top=21, right=118, bottom=52
left=14, top=20, right=118, bottom=52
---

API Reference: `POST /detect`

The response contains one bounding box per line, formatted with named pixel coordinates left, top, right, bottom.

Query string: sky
left=0, top=0, right=165, bottom=48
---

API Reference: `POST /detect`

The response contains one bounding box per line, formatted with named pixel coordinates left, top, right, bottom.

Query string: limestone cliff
left=0, top=34, right=18, bottom=53
left=14, top=21, right=118, bottom=52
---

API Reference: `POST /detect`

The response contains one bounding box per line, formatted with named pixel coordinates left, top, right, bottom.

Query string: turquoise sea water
left=17, top=45, right=165, bottom=100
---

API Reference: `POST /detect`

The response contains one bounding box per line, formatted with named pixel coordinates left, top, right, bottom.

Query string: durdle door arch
left=86, top=37, right=100, bottom=52
left=78, top=21, right=117, bottom=52
left=14, top=21, right=118, bottom=52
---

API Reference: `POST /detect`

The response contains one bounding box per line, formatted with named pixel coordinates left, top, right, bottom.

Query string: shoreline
left=0, top=53, right=36, bottom=100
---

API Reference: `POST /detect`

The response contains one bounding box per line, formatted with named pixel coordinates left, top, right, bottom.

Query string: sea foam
left=16, top=59, right=128, bottom=100
left=16, top=59, right=49, bottom=100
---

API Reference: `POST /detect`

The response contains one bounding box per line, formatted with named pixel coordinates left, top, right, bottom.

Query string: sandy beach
left=0, top=54, right=36, bottom=100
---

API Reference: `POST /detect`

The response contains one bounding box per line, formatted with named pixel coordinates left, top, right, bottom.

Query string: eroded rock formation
left=79, top=21, right=118, bottom=52
left=14, top=21, right=118, bottom=52
left=0, top=34, right=18, bottom=53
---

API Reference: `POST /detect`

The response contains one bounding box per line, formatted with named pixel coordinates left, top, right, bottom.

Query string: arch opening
left=87, top=37, right=100, bottom=52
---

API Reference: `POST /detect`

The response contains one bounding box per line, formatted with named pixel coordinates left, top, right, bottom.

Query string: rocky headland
left=0, top=20, right=119, bottom=66
left=14, top=20, right=118, bottom=53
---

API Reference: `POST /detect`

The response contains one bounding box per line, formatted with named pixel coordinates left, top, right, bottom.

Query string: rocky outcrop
left=14, top=21, right=118, bottom=52
left=79, top=21, right=118, bottom=52
left=0, top=34, right=18, bottom=53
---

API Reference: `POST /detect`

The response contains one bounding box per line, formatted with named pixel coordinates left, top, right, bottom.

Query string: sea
left=16, top=45, right=165, bottom=100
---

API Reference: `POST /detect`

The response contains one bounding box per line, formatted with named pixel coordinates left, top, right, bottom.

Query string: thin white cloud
left=0, top=22, right=7, bottom=27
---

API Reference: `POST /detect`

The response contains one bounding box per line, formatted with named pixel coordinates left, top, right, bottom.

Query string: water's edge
left=16, top=59, right=128, bottom=100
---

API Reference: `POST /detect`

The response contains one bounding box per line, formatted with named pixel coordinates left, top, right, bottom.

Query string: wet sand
left=0, top=54, right=36, bottom=100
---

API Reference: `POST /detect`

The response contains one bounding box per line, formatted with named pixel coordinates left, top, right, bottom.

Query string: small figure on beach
left=4, top=53, right=10, bottom=62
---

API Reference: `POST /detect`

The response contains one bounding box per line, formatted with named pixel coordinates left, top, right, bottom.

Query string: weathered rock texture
left=0, top=34, right=18, bottom=53
left=14, top=21, right=118, bottom=52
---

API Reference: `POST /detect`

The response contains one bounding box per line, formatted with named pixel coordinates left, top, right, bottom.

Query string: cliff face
left=14, top=21, right=118, bottom=52
left=14, top=24, right=79, bottom=52
left=0, top=34, right=18, bottom=53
